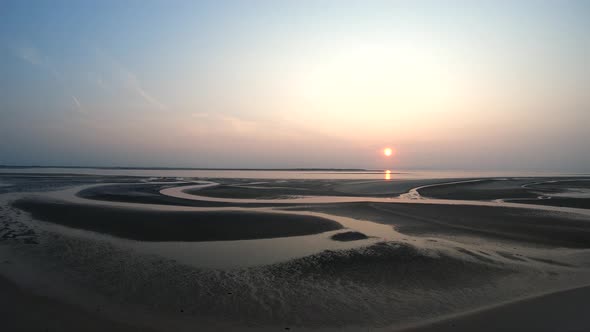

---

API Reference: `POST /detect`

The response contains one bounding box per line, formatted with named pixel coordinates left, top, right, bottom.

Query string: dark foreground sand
left=405, top=285, right=590, bottom=332
left=0, top=275, right=152, bottom=332
left=13, top=197, right=342, bottom=241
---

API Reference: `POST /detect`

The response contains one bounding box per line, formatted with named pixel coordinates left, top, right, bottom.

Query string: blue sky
left=1, top=1, right=589, bottom=170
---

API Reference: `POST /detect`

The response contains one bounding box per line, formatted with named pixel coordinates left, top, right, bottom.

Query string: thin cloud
left=95, top=47, right=168, bottom=111
left=128, top=73, right=167, bottom=111
left=189, top=112, right=257, bottom=134
left=13, top=43, right=85, bottom=113
left=71, top=96, right=82, bottom=111
left=219, top=115, right=257, bottom=134
left=14, top=45, right=44, bottom=66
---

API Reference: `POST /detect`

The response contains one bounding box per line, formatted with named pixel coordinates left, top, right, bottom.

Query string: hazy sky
left=1, top=0, right=589, bottom=171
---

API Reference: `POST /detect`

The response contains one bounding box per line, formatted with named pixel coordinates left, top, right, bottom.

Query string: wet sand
left=513, top=197, right=590, bottom=209
left=297, top=202, right=590, bottom=248
left=186, top=178, right=465, bottom=199
left=404, top=285, right=590, bottom=332
left=0, top=275, right=152, bottom=332
left=13, top=197, right=342, bottom=241
left=78, top=183, right=241, bottom=207
left=418, top=177, right=590, bottom=209
left=417, top=178, right=540, bottom=200
left=77, top=178, right=464, bottom=206
left=2, top=173, right=590, bottom=331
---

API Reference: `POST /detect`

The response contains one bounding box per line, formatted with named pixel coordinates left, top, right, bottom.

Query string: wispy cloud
left=14, top=45, right=44, bottom=66
left=127, top=72, right=167, bottom=111
left=95, top=47, right=167, bottom=111
left=71, top=96, right=82, bottom=109
left=13, top=43, right=85, bottom=113
left=219, top=114, right=257, bottom=134
left=188, top=112, right=258, bottom=135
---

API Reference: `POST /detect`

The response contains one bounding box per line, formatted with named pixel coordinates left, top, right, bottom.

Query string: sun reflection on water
left=384, top=170, right=392, bottom=180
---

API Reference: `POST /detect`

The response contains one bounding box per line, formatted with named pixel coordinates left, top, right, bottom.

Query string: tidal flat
left=1, top=172, right=590, bottom=331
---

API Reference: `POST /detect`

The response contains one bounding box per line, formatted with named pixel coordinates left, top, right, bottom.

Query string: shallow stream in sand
left=5, top=179, right=587, bottom=269
left=162, top=181, right=590, bottom=216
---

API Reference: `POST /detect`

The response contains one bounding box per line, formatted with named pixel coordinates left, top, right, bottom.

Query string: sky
left=1, top=0, right=589, bottom=171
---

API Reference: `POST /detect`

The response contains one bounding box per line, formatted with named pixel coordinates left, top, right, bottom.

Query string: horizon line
left=1, top=165, right=589, bottom=175
left=0, top=165, right=377, bottom=172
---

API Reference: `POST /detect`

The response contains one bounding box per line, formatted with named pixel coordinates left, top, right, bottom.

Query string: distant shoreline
left=0, top=165, right=374, bottom=172
left=2, top=166, right=587, bottom=176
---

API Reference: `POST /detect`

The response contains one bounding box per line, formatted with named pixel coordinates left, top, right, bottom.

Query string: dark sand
left=0, top=275, right=152, bottom=332
left=330, top=231, right=368, bottom=241
left=74, top=180, right=590, bottom=247
left=0, top=240, right=509, bottom=330
left=418, top=177, right=590, bottom=209
left=78, top=183, right=242, bottom=207
left=184, top=178, right=467, bottom=199
left=294, top=202, right=590, bottom=248
left=417, top=178, right=540, bottom=200
left=404, top=285, right=590, bottom=332
left=528, top=179, right=590, bottom=190
left=513, top=197, right=590, bottom=209
left=266, top=241, right=509, bottom=289
left=13, top=197, right=342, bottom=241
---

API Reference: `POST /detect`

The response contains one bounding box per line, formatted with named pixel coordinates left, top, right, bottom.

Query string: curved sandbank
left=417, top=177, right=590, bottom=209
left=417, top=178, right=540, bottom=200
left=12, top=197, right=342, bottom=242
left=294, top=202, right=590, bottom=249
left=70, top=181, right=590, bottom=249
left=32, top=180, right=590, bottom=250
left=77, top=183, right=292, bottom=207
left=184, top=178, right=470, bottom=199
left=71, top=182, right=590, bottom=248
left=161, top=181, right=590, bottom=213
left=75, top=179, right=590, bottom=220
left=75, top=178, right=465, bottom=207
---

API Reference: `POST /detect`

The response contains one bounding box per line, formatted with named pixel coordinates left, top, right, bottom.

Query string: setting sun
left=383, top=148, right=393, bottom=157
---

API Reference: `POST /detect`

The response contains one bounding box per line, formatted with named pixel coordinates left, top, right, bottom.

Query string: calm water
left=0, top=167, right=578, bottom=180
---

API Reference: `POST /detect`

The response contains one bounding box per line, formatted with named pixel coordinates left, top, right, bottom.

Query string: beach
left=1, top=171, right=590, bottom=331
